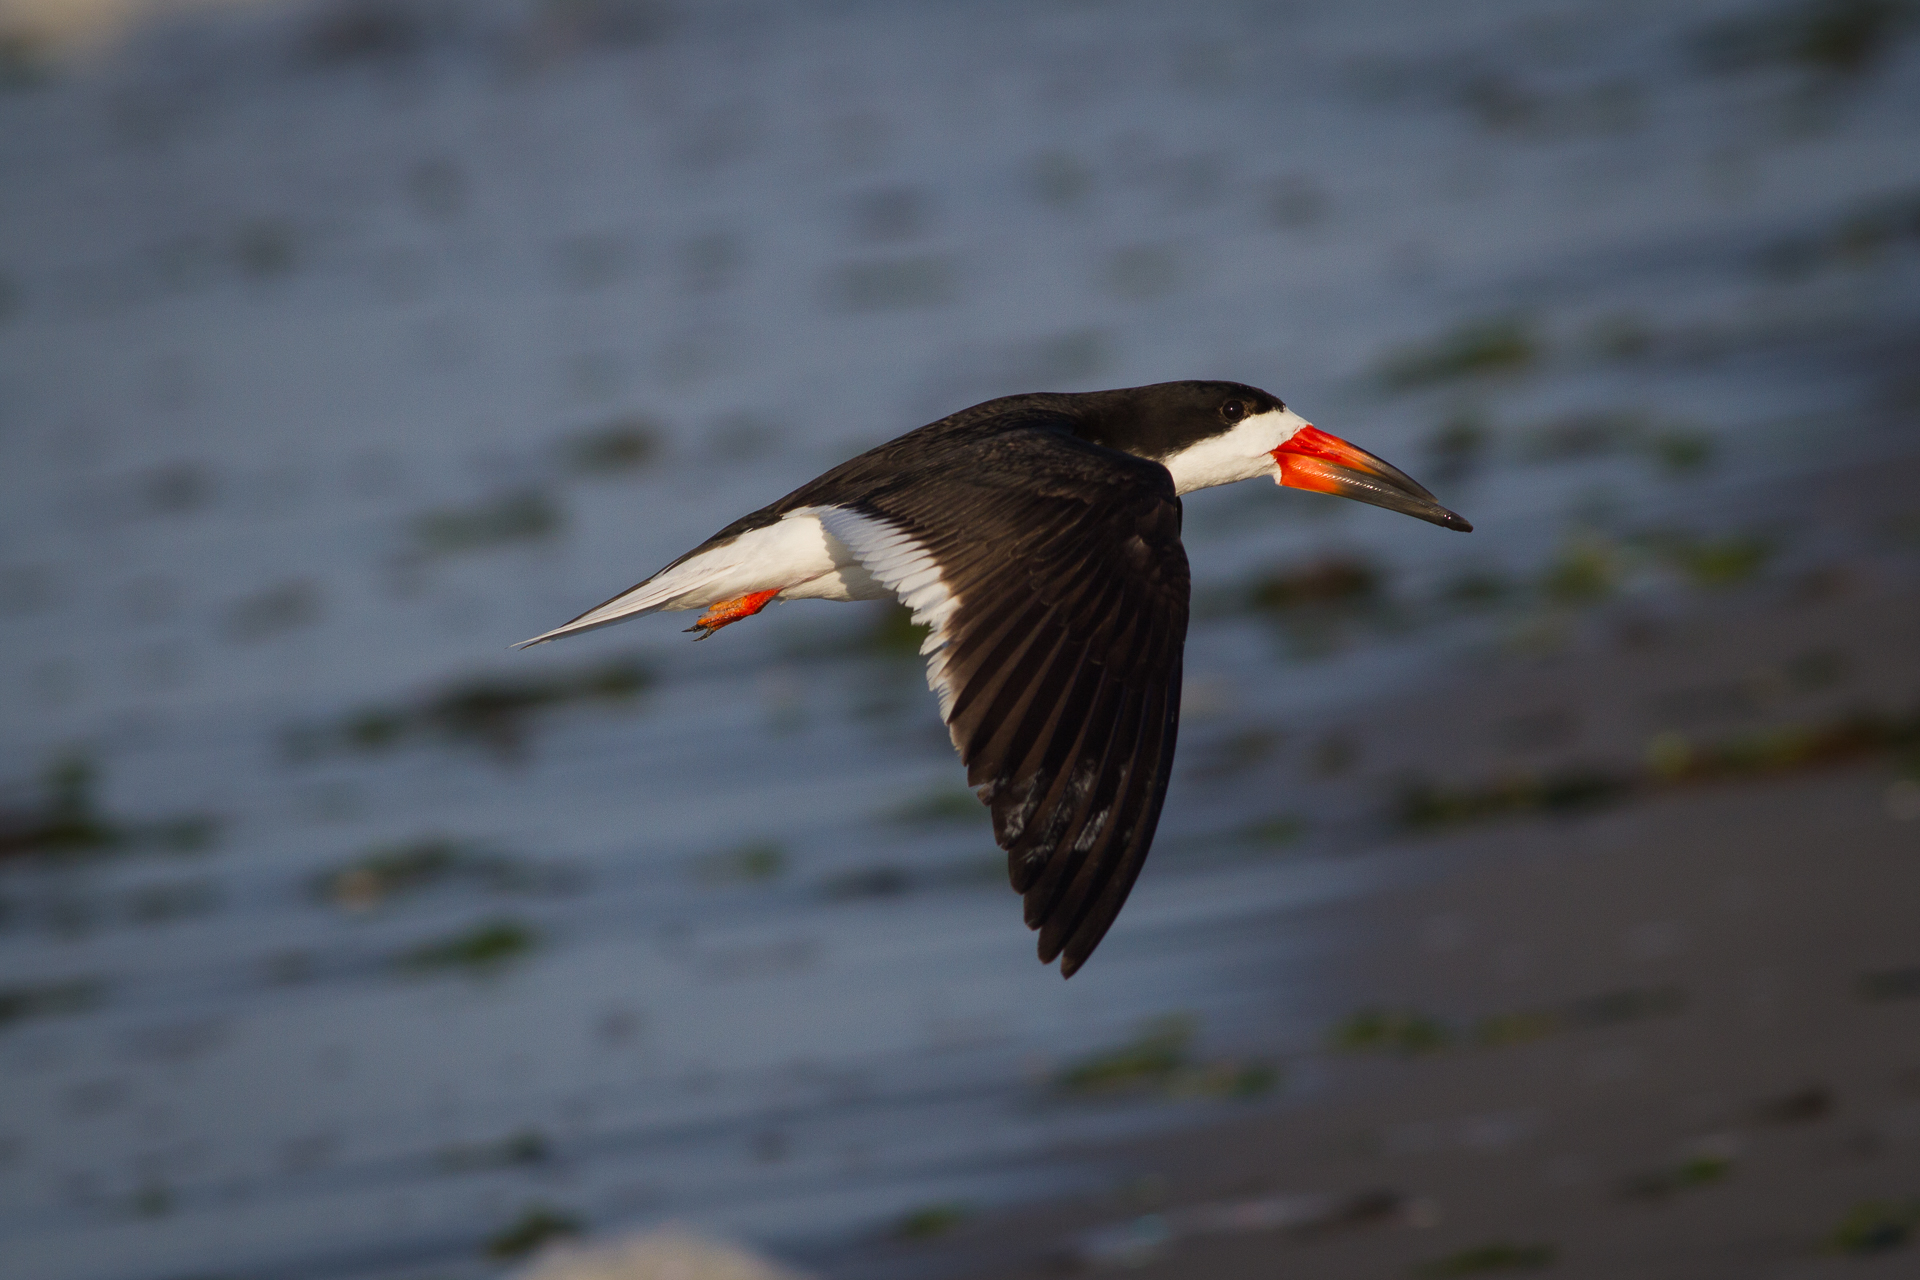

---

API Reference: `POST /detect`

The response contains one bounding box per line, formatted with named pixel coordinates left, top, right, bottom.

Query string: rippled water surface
left=2, top=2, right=1917, bottom=1276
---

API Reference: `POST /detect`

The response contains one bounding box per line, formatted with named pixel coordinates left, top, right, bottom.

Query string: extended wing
left=815, top=421, right=1190, bottom=976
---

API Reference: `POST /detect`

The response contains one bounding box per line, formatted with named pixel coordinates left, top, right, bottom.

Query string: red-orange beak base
left=1273, top=425, right=1472, bottom=532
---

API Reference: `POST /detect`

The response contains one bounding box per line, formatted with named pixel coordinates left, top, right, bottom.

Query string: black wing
left=809, top=406, right=1190, bottom=976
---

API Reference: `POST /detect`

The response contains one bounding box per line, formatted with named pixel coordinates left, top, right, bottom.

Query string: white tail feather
left=512, top=562, right=728, bottom=648
left=513, top=510, right=863, bottom=648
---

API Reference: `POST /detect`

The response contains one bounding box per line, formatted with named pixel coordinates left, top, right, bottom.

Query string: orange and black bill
left=1273, top=425, right=1473, bottom=532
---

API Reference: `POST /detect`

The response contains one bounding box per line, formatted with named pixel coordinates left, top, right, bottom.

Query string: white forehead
left=1160, top=407, right=1310, bottom=495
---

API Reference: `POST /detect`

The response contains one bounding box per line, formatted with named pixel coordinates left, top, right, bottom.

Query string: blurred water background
left=2, top=1, right=1918, bottom=1277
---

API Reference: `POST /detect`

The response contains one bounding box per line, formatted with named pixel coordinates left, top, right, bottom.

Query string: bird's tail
left=512, top=563, right=718, bottom=648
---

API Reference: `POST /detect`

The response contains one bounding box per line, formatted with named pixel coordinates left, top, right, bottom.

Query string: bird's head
left=1080, top=380, right=1472, bottom=533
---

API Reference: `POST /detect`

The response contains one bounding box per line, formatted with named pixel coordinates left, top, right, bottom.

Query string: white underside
left=516, top=506, right=962, bottom=742
left=1159, top=406, right=1310, bottom=494
left=514, top=507, right=891, bottom=647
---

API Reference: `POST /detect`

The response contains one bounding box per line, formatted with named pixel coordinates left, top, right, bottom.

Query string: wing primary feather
left=962, top=619, right=1074, bottom=789
left=1030, top=678, right=1148, bottom=949
left=998, top=652, right=1105, bottom=890
left=977, top=627, right=1096, bottom=851
left=948, top=601, right=1062, bottom=745
left=958, top=563, right=1124, bottom=762
left=975, top=630, right=1097, bottom=830
left=1007, top=663, right=1118, bottom=899
left=1058, top=680, right=1181, bottom=976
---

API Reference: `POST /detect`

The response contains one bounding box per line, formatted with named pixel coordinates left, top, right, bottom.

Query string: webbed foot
left=685, top=588, right=780, bottom=640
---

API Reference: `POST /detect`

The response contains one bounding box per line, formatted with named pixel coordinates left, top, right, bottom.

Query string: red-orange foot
left=685, top=588, right=780, bottom=640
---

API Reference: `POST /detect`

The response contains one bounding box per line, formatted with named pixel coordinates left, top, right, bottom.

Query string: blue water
left=2, top=1, right=1917, bottom=1276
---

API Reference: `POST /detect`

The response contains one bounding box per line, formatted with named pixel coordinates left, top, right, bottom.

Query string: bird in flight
left=518, top=382, right=1469, bottom=976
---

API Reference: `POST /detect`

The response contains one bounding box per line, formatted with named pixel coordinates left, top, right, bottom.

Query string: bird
left=517, top=382, right=1470, bottom=977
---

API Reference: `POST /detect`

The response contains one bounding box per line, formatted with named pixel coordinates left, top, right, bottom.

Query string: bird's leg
left=685, top=588, right=780, bottom=640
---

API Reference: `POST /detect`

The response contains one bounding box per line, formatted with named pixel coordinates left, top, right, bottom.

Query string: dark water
left=2, top=1, right=1917, bottom=1276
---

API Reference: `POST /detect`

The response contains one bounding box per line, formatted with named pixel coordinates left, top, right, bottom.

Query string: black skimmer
left=519, top=382, right=1469, bottom=976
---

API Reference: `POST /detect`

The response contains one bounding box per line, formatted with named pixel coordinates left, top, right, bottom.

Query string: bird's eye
left=1221, top=400, right=1246, bottom=423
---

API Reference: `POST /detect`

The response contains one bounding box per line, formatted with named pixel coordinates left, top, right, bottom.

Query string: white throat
left=1159, top=407, right=1311, bottom=495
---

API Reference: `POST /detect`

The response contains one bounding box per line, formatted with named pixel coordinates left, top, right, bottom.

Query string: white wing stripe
left=809, top=505, right=963, bottom=724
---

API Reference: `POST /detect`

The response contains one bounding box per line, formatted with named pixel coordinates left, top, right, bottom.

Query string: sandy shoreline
left=909, top=770, right=1920, bottom=1279
left=838, top=464, right=1920, bottom=1279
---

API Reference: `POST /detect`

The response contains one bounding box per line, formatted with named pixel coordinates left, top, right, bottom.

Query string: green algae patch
left=1330, top=1007, right=1452, bottom=1058
left=1, top=757, right=220, bottom=863
left=1417, top=1241, right=1556, bottom=1274
left=397, top=919, right=540, bottom=977
left=287, top=657, right=652, bottom=763
left=1055, top=1014, right=1280, bottom=1100
left=1824, top=1198, right=1920, bottom=1255
left=0, top=977, right=107, bottom=1031
left=897, top=1202, right=973, bottom=1240
left=484, top=1204, right=583, bottom=1259
left=1379, top=317, right=1539, bottom=390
